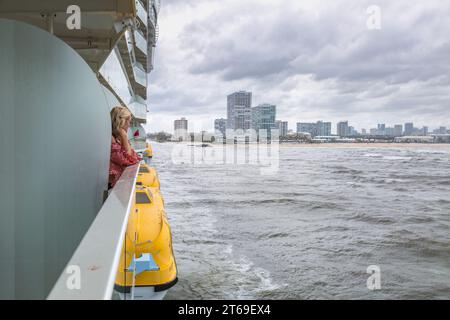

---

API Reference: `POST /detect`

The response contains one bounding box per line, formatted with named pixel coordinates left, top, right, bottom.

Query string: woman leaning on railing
left=108, top=106, right=141, bottom=190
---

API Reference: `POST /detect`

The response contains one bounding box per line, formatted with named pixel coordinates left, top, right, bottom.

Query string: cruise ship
left=0, top=0, right=177, bottom=299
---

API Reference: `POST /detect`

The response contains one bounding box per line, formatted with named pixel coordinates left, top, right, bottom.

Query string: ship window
left=139, top=167, right=150, bottom=173
left=135, top=192, right=151, bottom=204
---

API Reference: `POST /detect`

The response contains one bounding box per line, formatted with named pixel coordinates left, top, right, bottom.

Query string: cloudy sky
left=145, top=0, right=450, bottom=134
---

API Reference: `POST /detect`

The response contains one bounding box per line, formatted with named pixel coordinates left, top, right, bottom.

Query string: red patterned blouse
left=108, top=136, right=141, bottom=188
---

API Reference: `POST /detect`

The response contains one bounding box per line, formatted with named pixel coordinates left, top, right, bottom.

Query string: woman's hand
left=118, top=128, right=128, bottom=141
left=118, top=128, right=132, bottom=155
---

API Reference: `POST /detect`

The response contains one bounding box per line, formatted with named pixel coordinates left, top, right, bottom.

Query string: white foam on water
left=383, top=156, right=412, bottom=161
left=413, top=149, right=450, bottom=155
left=385, top=178, right=408, bottom=183
left=363, top=153, right=383, bottom=158
left=223, top=245, right=285, bottom=299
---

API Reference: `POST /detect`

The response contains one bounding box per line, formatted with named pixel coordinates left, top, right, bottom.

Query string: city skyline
left=145, top=0, right=450, bottom=133
left=169, top=113, right=449, bottom=138
left=167, top=90, right=449, bottom=137
left=152, top=98, right=450, bottom=136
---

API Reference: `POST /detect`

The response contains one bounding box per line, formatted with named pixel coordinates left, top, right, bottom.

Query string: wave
left=257, top=232, right=291, bottom=240
left=224, top=245, right=285, bottom=299
left=363, top=153, right=383, bottom=158
left=383, top=232, right=449, bottom=258
left=403, top=216, right=434, bottom=223
left=383, top=156, right=412, bottom=161
left=329, top=165, right=364, bottom=175
left=349, top=212, right=397, bottom=224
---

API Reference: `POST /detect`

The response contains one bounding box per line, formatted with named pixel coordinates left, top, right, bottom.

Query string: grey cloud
left=180, top=1, right=450, bottom=85
left=146, top=0, right=450, bottom=132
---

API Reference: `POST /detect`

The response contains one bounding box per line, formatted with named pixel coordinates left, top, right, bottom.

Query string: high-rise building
left=337, top=121, right=349, bottom=137
left=297, top=122, right=315, bottom=134
left=377, top=123, right=386, bottom=135
left=394, top=124, right=403, bottom=137
left=296, top=121, right=331, bottom=137
left=317, top=121, right=332, bottom=136
left=251, top=104, right=276, bottom=137
left=275, top=120, right=288, bottom=137
left=214, top=118, right=227, bottom=137
left=348, top=126, right=358, bottom=136
left=404, top=122, right=414, bottom=136
left=174, top=117, right=188, bottom=141
left=385, top=127, right=395, bottom=136
left=227, top=91, right=252, bottom=130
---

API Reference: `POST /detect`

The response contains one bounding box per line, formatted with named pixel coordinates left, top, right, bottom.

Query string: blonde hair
left=110, top=106, right=132, bottom=137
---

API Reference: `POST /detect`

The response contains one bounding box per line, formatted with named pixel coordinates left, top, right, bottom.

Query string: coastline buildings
left=394, top=125, right=403, bottom=137
left=222, top=91, right=281, bottom=139
left=348, top=126, right=358, bottom=136
left=404, top=122, right=414, bottom=136
left=434, top=126, right=447, bottom=134
left=174, top=117, right=188, bottom=141
left=213, top=91, right=449, bottom=142
left=421, top=126, right=429, bottom=136
left=214, top=118, right=227, bottom=136
left=297, top=121, right=331, bottom=137
left=385, top=127, right=395, bottom=137
left=297, top=123, right=314, bottom=135
left=317, top=121, right=332, bottom=136
left=276, top=120, right=289, bottom=137
left=251, top=103, right=276, bottom=134
left=337, top=121, right=349, bottom=137
left=227, top=91, right=252, bottom=130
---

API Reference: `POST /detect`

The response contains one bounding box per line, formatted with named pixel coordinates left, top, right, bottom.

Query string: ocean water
left=150, top=142, right=450, bottom=299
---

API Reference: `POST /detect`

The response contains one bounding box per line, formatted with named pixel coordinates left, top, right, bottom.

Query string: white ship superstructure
left=0, top=1, right=177, bottom=300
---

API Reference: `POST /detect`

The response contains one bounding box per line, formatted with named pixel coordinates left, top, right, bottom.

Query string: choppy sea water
left=149, top=143, right=450, bottom=299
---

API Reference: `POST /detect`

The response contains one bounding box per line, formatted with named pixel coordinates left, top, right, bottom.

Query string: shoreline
left=278, top=142, right=450, bottom=149
left=150, top=140, right=450, bottom=149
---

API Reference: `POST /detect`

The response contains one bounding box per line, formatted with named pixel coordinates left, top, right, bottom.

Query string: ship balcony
left=48, top=164, right=140, bottom=299
left=135, top=0, right=148, bottom=30
left=133, top=62, right=147, bottom=88
left=149, top=0, right=161, bottom=29
left=148, top=46, right=155, bottom=72
left=134, top=29, right=147, bottom=56
left=128, top=97, right=147, bottom=121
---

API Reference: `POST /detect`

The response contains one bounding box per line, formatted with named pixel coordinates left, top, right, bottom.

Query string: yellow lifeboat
left=136, top=164, right=161, bottom=189
left=143, top=142, right=153, bottom=158
left=114, top=166, right=176, bottom=300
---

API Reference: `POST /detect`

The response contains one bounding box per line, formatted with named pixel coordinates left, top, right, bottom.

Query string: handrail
left=47, top=164, right=140, bottom=300
left=135, top=0, right=148, bottom=28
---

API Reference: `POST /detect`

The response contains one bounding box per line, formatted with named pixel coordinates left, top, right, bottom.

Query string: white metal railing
left=148, top=46, right=155, bottom=71
left=134, top=29, right=147, bottom=55
left=133, top=140, right=147, bottom=152
left=148, top=2, right=157, bottom=28
left=125, top=28, right=137, bottom=64
left=47, top=164, right=140, bottom=300
left=99, top=48, right=134, bottom=105
left=135, top=0, right=148, bottom=28
left=133, top=62, right=147, bottom=87
left=128, top=98, right=147, bottom=120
